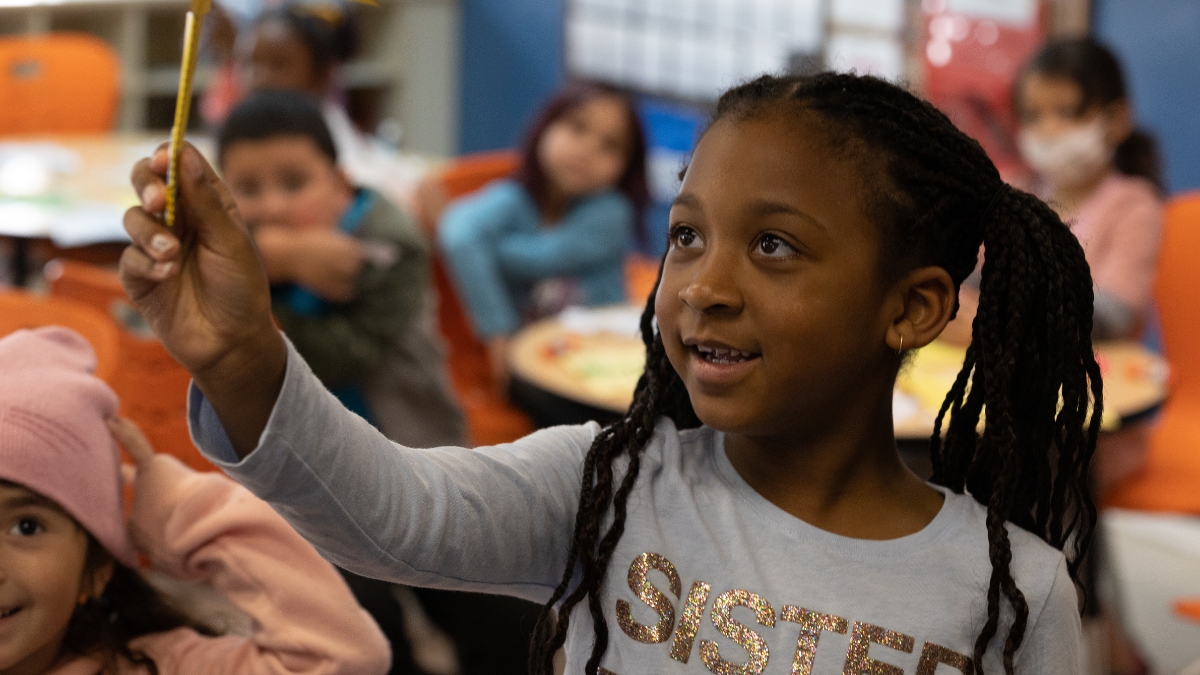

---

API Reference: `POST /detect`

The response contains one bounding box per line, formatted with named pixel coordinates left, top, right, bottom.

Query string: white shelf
left=0, top=0, right=461, bottom=156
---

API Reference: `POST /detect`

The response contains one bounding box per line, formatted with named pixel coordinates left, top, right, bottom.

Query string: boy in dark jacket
left=218, top=90, right=464, bottom=449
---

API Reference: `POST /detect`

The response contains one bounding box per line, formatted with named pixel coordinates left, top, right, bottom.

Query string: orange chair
left=44, top=260, right=214, bottom=472
left=0, top=290, right=120, bottom=383
left=1106, top=193, right=1200, bottom=512
left=422, top=152, right=536, bottom=446
left=0, top=33, right=121, bottom=135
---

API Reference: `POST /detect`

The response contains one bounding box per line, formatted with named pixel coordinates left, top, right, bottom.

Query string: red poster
left=921, top=0, right=1047, bottom=181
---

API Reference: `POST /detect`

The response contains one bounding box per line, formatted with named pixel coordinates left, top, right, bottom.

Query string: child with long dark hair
left=121, top=71, right=1102, bottom=674
left=438, top=82, right=649, bottom=384
left=0, top=326, right=389, bottom=675
left=1014, top=37, right=1163, bottom=340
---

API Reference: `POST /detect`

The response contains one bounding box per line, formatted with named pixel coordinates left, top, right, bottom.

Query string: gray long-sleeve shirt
left=191, top=339, right=1082, bottom=674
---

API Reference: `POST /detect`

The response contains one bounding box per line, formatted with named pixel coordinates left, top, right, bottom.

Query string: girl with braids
left=118, top=71, right=1102, bottom=675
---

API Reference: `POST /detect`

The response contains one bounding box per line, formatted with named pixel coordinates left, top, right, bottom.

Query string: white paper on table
left=47, top=201, right=130, bottom=248
left=559, top=305, right=644, bottom=338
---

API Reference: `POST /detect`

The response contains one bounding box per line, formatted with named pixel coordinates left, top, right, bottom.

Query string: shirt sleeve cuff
left=187, top=335, right=304, bottom=474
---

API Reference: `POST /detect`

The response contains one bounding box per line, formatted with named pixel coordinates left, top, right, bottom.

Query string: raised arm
left=121, top=144, right=285, bottom=457
left=111, top=419, right=389, bottom=675
left=119, top=152, right=589, bottom=596
left=191, top=339, right=593, bottom=600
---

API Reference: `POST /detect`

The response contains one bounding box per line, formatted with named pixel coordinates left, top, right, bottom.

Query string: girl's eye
left=10, top=518, right=43, bottom=537
left=755, top=234, right=798, bottom=258
left=668, top=225, right=702, bottom=250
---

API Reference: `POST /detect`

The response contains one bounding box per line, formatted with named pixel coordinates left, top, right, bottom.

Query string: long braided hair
left=529, top=72, right=1101, bottom=675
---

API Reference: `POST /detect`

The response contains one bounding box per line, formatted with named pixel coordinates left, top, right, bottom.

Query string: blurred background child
left=218, top=90, right=464, bottom=675
left=436, top=82, right=649, bottom=387
left=211, top=2, right=381, bottom=176
left=219, top=90, right=463, bottom=449
left=0, top=326, right=389, bottom=674
left=1015, top=37, right=1164, bottom=341
left=946, top=38, right=1163, bottom=348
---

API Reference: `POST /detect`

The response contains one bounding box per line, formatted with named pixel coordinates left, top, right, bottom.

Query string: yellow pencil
left=164, top=0, right=211, bottom=227
left=164, top=0, right=377, bottom=226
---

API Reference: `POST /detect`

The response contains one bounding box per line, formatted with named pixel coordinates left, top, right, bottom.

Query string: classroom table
left=0, top=133, right=436, bottom=286
left=507, top=305, right=1170, bottom=439
left=0, top=134, right=160, bottom=285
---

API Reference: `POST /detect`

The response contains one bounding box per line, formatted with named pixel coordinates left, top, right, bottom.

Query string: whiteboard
left=565, top=0, right=824, bottom=100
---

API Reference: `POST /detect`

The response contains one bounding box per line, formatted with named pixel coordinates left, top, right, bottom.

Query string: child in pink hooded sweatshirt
left=0, top=326, right=390, bottom=675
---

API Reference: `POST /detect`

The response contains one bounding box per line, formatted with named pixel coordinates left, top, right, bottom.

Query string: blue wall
left=458, top=0, right=565, bottom=153
left=1094, top=0, right=1200, bottom=195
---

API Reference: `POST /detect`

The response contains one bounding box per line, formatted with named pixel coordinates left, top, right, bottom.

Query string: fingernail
left=150, top=234, right=174, bottom=253
left=153, top=261, right=174, bottom=278
left=142, top=185, right=158, bottom=206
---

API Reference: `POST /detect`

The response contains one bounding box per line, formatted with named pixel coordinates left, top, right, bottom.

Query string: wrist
left=193, top=326, right=288, bottom=458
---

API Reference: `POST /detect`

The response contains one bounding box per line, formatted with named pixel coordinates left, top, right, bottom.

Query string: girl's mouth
left=687, top=344, right=762, bottom=386
left=694, top=345, right=759, bottom=364
left=0, top=607, right=21, bottom=619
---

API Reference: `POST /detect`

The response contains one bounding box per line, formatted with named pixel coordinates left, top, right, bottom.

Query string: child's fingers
left=123, top=206, right=180, bottom=263
left=107, top=417, right=156, bottom=463
left=119, top=226, right=177, bottom=303
left=179, top=144, right=246, bottom=242
left=132, top=156, right=168, bottom=213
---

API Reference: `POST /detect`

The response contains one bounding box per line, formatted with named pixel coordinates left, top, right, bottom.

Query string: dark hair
left=218, top=89, right=338, bottom=166
left=64, top=538, right=218, bottom=674
left=255, top=4, right=359, bottom=80
left=529, top=73, right=1101, bottom=675
left=512, top=81, right=651, bottom=245
left=1017, top=37, right=1163, bottom=191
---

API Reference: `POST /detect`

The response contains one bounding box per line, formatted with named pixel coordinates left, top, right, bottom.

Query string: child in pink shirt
left=1015, top=37, right=1164, bottom=339
left=0, top=326, right=389, bottom=675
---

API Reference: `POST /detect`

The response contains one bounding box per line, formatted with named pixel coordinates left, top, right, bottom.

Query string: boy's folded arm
left=191, top=338, right=594, bottom=602
left=272, top=235, right=429, bottom=384
left=128, top=454, right=391, bottom=675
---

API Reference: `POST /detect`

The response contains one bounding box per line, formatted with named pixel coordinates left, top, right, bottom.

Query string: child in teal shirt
left=439, top=83, right=650, bottom=383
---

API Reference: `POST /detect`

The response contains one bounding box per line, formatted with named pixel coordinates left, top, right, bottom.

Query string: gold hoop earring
left=897, top=335, right=904, bottom=355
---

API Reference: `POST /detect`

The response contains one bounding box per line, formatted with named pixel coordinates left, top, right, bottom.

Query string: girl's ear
left=887, top=266, right=957, bottom=354
left=80, top=549, right=116, bottom=603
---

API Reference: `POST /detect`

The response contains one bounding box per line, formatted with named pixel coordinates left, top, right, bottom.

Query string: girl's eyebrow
left=671, top=193, right=702, bottom=210
left=746, top=198, right=828, bottom=231
left=672, top=194, right=829, bottom=232
left=0, top=490, right=64, bottom=513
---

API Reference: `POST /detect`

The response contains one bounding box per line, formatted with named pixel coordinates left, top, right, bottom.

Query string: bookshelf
left=0, top=0, right=460, bottom=155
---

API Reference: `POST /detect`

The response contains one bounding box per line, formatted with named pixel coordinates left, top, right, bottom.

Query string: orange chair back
left=0, top=34, right=120, bottom=136
left=0, top=290, right=120, bottom=384
left=45, top=260, right=214, bottom=472
left=425, top=152, right=534, bottom=445
left=1106, top=193, right=1200, bottom=513
left=1155, top=193, right=1200, bottom=403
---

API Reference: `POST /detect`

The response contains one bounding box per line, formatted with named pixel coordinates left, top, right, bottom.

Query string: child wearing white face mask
left=1014, top=37, right=1163, bottom=341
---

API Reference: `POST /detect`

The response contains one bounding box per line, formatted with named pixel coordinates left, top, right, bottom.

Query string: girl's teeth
left=697, top=346, right=754, bottom=362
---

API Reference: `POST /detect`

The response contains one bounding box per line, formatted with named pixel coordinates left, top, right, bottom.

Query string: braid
left=529, top=263, right=697, bottom=675
left=721, top=73, right=1099, bottom=673
left=530, top=71, right=1098, bottom=675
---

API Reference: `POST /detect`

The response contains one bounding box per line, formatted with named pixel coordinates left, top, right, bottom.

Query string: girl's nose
left=679, top=254, right=742, bottom=314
